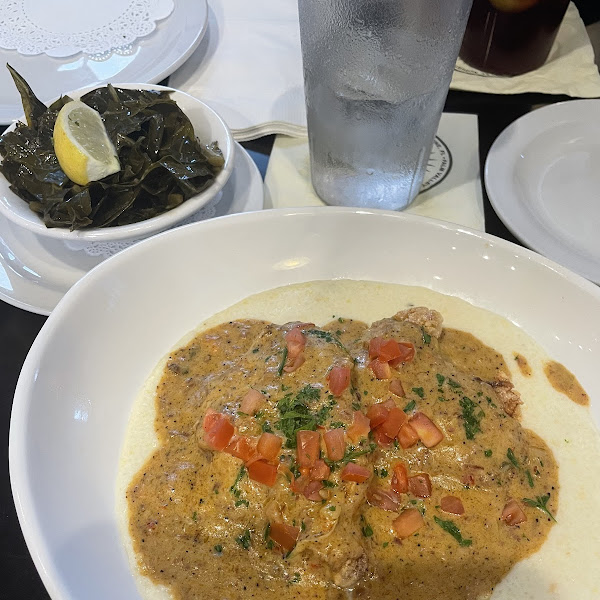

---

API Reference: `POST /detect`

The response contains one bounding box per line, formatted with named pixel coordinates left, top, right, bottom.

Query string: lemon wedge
left=53, top=100, right=120, bottom=186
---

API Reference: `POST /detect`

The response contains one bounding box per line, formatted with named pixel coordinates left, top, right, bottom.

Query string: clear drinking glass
left=298, top=0, right=473, bottom=210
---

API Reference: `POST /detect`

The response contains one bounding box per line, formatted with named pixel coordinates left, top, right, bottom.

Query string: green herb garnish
left=275, top=385, right=322, bottom=448
left=302, top=328, right=347, bottom=351
left=422, top=328, right=431, bottom=345
left=507, top=448, right=520, bottom=469
left=277, top=347, right=288, bottom=376
left=436, top=373, right=445, bottom=386
left=459, top=396, right=483, bottom=439
left=412, top=387, right=425, bottom=398
left=526, top=470, right=534, bottom=488
left=230, top=466, right=246, bottom=498
left=236, top=529, right=252, bottom=550
left=484, top=449, right=493, bottom=457
left=403, top=400, right=416, bottom=413
left=523, top=494, right=556, bottom=522
left=214, top=544, right=223, bottom=553
left=433, top=516, right=472, bottom=547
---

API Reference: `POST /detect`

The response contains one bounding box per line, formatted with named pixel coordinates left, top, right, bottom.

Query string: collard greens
left=0, top=66, right=224, bottom=230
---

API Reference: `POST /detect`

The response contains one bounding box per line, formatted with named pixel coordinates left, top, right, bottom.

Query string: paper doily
left=63, top=193, right=221, bottom=260
left=0, top=0, right=174, bottom=57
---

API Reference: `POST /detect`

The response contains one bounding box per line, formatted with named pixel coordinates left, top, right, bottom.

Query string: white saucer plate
left=0, top=143, right=264, bottom=315
left=485, top=99, right=600, bottom=284
left=0, top=0, right=208, bottom=124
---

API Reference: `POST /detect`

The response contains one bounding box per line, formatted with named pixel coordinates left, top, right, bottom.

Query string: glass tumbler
left=298, top=0, right=473, bottom=210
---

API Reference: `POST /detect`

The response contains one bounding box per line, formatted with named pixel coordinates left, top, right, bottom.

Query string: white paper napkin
left=264, top=113, right=485, bottom=231
left=170, top=1, right=600, bottom=141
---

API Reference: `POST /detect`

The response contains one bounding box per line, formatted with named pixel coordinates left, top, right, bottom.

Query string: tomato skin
left=366, top=487, right=400, bottom=512
left=296, top=430, right=320, bottom=468
left=389, top=379, right=405, bottom=397
left=303, top=480, right=324, bottom=501
left=240, top=389, right=264, bottom=415
left=372, top=426, right=393, bottom=447
left=224, top=435, right=258, bottom=462
left=204, top=413, right=234, bottom=451
left=440, top=495, right=465, bottom=516
left=309, top=459, right=331, bottom=481
left=410, top=412, right=444, bottom=448
left=269, top=521, right=300, bottom=552
left=391, top=462, right=409, bottom=494
left=327, top=365, right=351, bottom=396
left=369, top=358, right=392, bottom=380
left=408, top=473, right=432, bottom=498
left=247, top=459, right=278, bottom=487
left=324, top=428, right=346, bottom=461
left=397, top=423, right=419, bottom=449
left=392, top=508, right=425, bottom=539
left=257, top=432, right=283, bottom=462
left=380, top=407, right=408, bottom=439
left=340, top=463, right=371, bottom=483
left=389, top=342, right=416, bottom=367
left=366, top=402, right=391, bottom=429
left=285, top=327, right=306, bottom=359
left=501, top=499, right=527, bottom=526
left=347, top=411, right=371, bottom=443
left=377, top=339, right=403, bottom=362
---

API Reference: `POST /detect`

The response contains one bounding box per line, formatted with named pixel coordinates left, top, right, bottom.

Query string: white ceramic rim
left=9, top=206, right=600, bottom=600
left=484, top=99, right=600, bottom=284
left=0, top=83, right=235, bottom=242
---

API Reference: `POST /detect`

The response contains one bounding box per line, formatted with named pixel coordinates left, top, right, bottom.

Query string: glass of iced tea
left=458, top=0, right=570, bottom=76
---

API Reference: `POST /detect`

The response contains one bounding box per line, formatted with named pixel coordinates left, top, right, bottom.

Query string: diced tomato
left=269, top=521, right=300, bottom=552
left=285, top=327, right=306, bottom=359
left=340, top=463, right=371, bottom=483
left=392, top=508, right=425, bottom=539
left=324, top=428, right=346, bottom=461
left=303, top=480, right=324, bottom=501
left=389, top=379, right=405, bottom=397
left=369, top=358, right=392, bottom=380
left=296, top=430, right=320, bottom=468
left=202, top=409, right=220, bottom=432
left=391, top=462, right=409, bottom=494
left=372, top=425, right=393, bottom=447
left=224, top=435, right=258, bottom=462
left=239, top=389, right=264, bottom=415
left=408, top=473, right=432, bottom=498
left=378, top=339, right=403, bottom=362
left=257, top=432, right=282, bottom=462
left=290, top=474, right=309, bottom=494
left=283, top=354, right=305, bottom=373
left=368, top=337, right=385, bottom=359
left=389, top=343, right=416, bottom=367
left=327, top=365, right=351, bottom=396
left=379, top=406, right=408, bottom=439
left=309, top=459, right=331, bottom=481
left=347, top=411, right=371, bottom=443
left=204, top=413, right=234, bottom=451
left=440, top=495, right=465, bottom=516
left=409, top=412, right=444, bottom=448
left=366, top=487, right=400, bottom=512
left=501, top=499, right=527, bottom=526
left=247, top=459, right=278, bottom=487
left=366, top=401, right=392, bottom=429
left=397, top=423, right=419, bottom=449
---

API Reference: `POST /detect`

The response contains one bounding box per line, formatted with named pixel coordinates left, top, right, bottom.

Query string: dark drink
left=459, top=0, right=570, bottom=76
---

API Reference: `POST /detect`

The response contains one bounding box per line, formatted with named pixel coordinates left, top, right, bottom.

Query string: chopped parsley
left=459, top=396, right=484, bottom=439
left=322, top=480, right=337, bottom=488
left=433, top=516, right=472, bottom=547
left=421, top=328, right=431, bottom=345
left=526, top=469, right=534, bottom=488
left=192, top=511, right=197, bottom=521
left=412, top=387, right=425, bottom=398
left=230, top=466, right=246, bottom=498
left=302, top=328, right=347, bottom=351
left=275, top=385, right=324, bottom=448
left=360, top=514, right=374, bottom=537
left=484, top=449, right=493, bottom=457
left=447, top=378, right=461, bottom=389
left=236, top=529, right=252, bottom=550
left=523, top=494, right=556, bottom=522
left=277, top=347, right=288, bottom=376
left=403, top=399, right=416, bottom=413
left=329, top=421, right=346, bottom=429
left=436, top=373, right=445, bottom=386
left=507, top=448, right=520, bottom=469
left=214, top=544, right=223, bottom=553
left=289, top=572, right=301, bottom=585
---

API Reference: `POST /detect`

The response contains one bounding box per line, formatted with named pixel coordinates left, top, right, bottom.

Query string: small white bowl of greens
left=0, top=69, right=234, bottom=243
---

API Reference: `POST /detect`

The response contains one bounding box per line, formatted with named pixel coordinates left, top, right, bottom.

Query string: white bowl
left=10, top=208, right=600, bottom=600
left=0, top=83, right=234, bottom=242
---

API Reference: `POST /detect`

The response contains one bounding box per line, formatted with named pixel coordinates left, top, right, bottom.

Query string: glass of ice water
left=298, top=0, right=473, bottom=210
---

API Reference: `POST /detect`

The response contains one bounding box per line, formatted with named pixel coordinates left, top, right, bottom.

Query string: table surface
left=0, top=87, right=579, bottom=599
